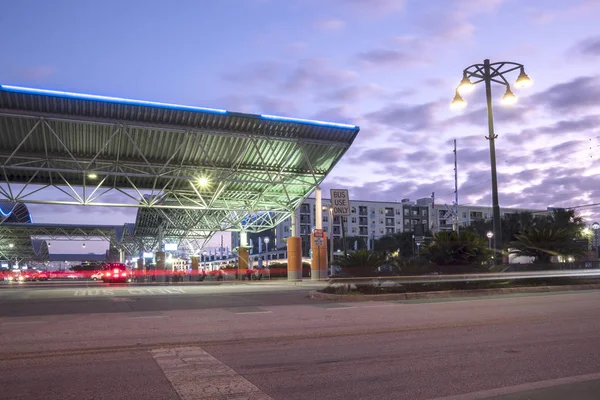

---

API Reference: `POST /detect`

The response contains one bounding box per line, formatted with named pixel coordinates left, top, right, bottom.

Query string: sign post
left=330, top=189, right=351, bottom=266
left=313, top=229, right=324, bottom=279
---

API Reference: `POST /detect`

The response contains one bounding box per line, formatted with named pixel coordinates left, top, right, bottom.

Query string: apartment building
left=231, top=197, right=549, bottom=256
left=432, top=203, right=549, bottom=232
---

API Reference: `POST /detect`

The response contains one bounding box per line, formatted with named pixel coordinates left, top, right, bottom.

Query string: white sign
left=164, top=243, right=178, bottom=251
left=313, top=229, right=324, bottom=246
left=330, top=189, right=350, bottom=216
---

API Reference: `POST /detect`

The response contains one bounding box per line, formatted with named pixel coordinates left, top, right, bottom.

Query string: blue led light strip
left=260, top=114, right=357, bottom=129
left=0, top=85, right=228, bottom=115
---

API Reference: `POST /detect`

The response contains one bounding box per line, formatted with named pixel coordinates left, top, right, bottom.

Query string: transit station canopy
left=0, top=85, right=359, bottom=256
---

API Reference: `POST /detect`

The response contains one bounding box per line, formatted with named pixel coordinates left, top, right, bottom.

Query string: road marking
left=236, top=311, right=273, bottom=315
left=152, top=347, right=273, bottom=400
left=430, top=372, right=600, bottom=400
left=132, top=315, right=168, bottom=319
left=73, top=288, right=186, bottom=297
left=327, top=306, right=357, bottom=310
left=1, top=320, right=47, bottom=325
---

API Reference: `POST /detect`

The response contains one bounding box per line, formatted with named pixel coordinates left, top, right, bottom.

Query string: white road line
left=327, top=306, right=357, bottom=310
left=430, top=372, right=600, bottom=400
left=132, top=315, right=167, bottom=319
left=152, top=346, right=273, bottom=400
left=1, top=320, right=47, bottom=325
left=236, top=311, right=273, bottom=315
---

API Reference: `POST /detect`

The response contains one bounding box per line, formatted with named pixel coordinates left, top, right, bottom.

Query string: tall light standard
left=263, top=237, right=270, bottom=268
left=592, top=222, right=600, bottom=264
left=487, top=231, right=494, bottom=267
left=452, top=59, right=532, bottom=263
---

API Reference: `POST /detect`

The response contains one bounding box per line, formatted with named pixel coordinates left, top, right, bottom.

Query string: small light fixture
left=8, top=243, right=14, bottom=248
left=501, top=87, right=517, bottom=105
left=87, top=172, right=98, bottom=180
left=486, top=231, right=494, bottom=239
left=196, top=176, right=210, bottom=188
left=82, top=243, right=86, bottom=248
left=457, top=72, right=474, bottom=95
left=450, top=89, right=467, bottom=110
left=514, top=67, right=532, bottom=89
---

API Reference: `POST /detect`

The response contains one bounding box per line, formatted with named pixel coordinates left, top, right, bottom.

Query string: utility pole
left=454, top=139, right=459, bottom=235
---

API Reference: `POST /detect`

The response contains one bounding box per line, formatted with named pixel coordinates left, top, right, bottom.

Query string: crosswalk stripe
left=152, top=346, right=273, bottom=400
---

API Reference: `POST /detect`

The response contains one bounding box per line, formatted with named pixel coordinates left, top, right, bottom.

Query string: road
left=1, top=282, right=600, bottom=399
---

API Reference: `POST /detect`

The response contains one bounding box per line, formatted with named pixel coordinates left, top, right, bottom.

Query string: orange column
left=191, top=256, right=199, bottom=280
left=311, top=232, right=328, bottom=280
left=238, top=247, right=249, bottom=280
left=287, top=236, right=302, bottom=281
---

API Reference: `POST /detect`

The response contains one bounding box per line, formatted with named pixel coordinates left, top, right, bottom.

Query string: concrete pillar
left=315, top=187, right=322, bottom=229
left=155, top=251, right=166, bottom=282
left=240, top=231, right=248, bottom=247
left=311, top=231, right=328, bottom=280
left=287, top=236, right=302, bottom=281
left=290, top=212, right=298, bottom=237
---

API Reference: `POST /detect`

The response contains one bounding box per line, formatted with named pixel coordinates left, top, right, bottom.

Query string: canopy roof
left=0, top=85, right=359, bottom=252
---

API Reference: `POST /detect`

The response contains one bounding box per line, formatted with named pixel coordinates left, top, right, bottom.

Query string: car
left=101, top=263, right=132, bottom=283
left=91, top=271, right=103, bottom=281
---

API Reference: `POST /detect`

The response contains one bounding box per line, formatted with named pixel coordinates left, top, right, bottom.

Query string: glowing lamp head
left=501, top=87, right=517, bottom=105
left=196, top=176, right=210, bottom=188
left=514, top=67, right=532, bottom=89
left=457, top=73, right=474, bottom=95
left=486, top=231, right=494, bottom=239
left=450, top=89, right=467, bottom=110
left=87, top=173, right=98, bottom=180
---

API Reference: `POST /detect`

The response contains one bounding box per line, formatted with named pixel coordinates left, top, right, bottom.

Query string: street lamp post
left=487, top=231, right=494, bottom=268
left=263, top=237, right=270, bottom=268
left=452, top=59, right=532, bottom=264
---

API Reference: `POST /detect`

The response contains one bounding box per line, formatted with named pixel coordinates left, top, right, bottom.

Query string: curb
left=308, top=283, right=600, bottom=302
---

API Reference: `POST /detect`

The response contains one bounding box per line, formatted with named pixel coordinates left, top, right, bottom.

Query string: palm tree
left=424, top=230, right=490, bottom=268
left=336, top=250, right=386, bottom=276
left=510, top=227, right=587, bottom=263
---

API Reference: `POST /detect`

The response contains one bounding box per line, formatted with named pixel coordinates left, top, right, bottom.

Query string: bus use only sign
left=330, top=189, right=350, bottom=216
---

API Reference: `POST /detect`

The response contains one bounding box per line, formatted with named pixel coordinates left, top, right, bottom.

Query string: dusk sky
left=2, top=0, right=600, bottom=254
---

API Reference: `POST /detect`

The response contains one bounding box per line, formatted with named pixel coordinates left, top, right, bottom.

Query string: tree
left=538, top=209, right=586, bottom=238
left=509, top=227, right=588, bottom=263
left=423, top=230, right=490, bottom=268
left=374, top=231, right=430, bottom=258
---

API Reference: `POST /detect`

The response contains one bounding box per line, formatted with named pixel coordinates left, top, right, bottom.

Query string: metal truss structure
left=0, top=222, right=129, bottom=262
left=0, top=85, right=359, bottom=252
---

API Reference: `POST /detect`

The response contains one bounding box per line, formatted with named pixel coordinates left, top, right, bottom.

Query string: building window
left=323, top=216, right=328, bottom=222
left=396, top=209, right=401, bottom=215
left=397, top=219, right=402, bottom=225
left=379, top=208, right=384, bottom=214
left=422, top=209, right=428, bottom=217
left=462, top=212, right=467, bottom=219
left=404, top=220, right=410, bottom=226
left=352, top=227, right=357, bottom=234
left=284, top=226, right=289, bottom=232
left=412, top=210, right=418, bottom=216
left=351, top=217, right=357, bottom=224
left=351, top=207, right=356, bottom=214
left=404, top=208, right=409, bottom=216
left=379, top=219, right=384, bottom=224
left=385, top=218, right=394, bottom=226
left=323, top=226, right=328, bottom=233
left=386, top=227, right=394, bottom=234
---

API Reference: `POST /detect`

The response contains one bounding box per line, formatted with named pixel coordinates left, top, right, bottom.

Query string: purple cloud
left=222, top=61, right=286, bottom=85
left=532, top=75, right=600, bottom=113
left=356, top=49, right=423, bottom=68
left=282, top=58, right=358, bottom=92
left=321, top=84, right=387, bottom=102
left=574, top=36, right=600, bottom=57
left=365, top=101, right=442, bottom=132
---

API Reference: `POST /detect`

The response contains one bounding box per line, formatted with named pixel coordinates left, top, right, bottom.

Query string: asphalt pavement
left=1, top=282, right=600, bottom=399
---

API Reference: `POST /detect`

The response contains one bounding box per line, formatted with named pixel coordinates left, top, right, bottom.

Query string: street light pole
left=592, top=222, right=600, bottom=265
left=452, top=59, right=532, bottom=264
